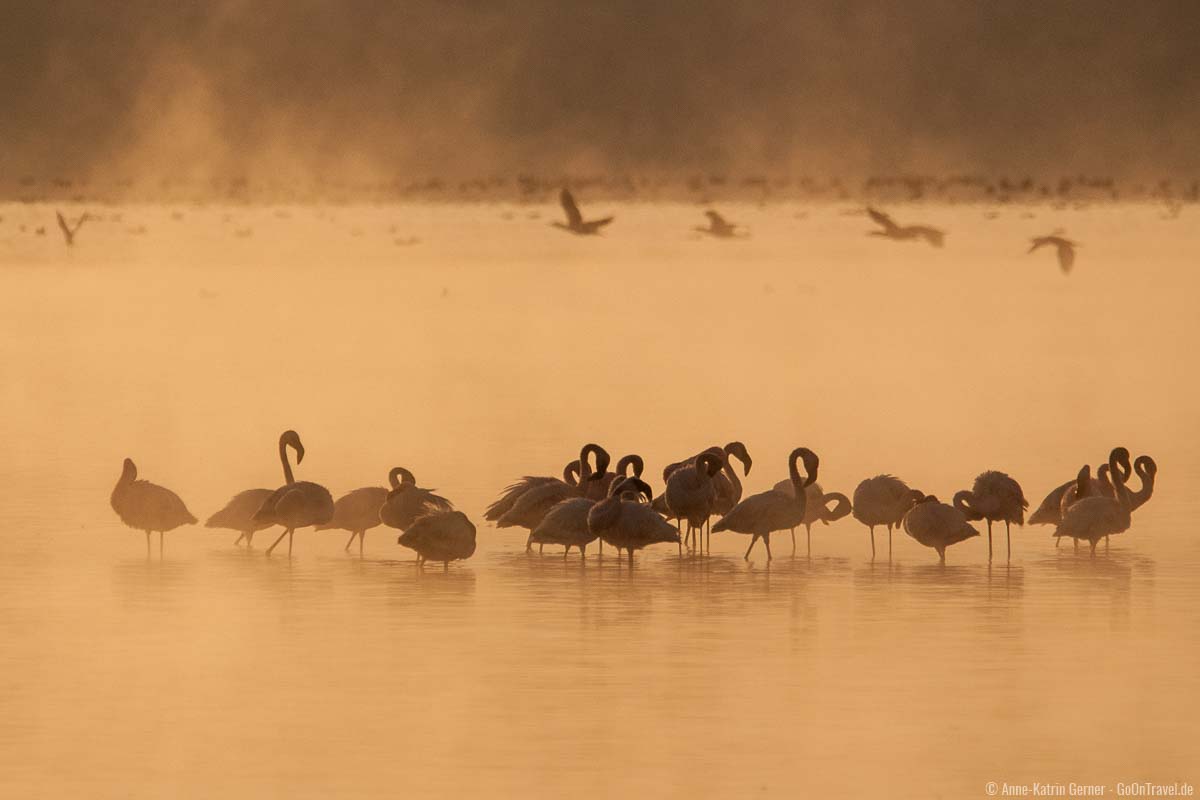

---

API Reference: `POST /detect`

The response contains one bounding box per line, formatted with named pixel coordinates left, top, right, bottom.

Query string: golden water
left=1, top=202, right=1197, bottom=797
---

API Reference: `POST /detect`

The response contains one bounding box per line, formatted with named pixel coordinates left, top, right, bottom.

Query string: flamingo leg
left=627, top=548, right=634, bottom=567
left=764, top=532, right=773, bottom=561
left=288, top=530, right=294, bottom=556
left=1056, top=536, right=1061, bottom=549
left=159, top=531, right=164, bottom=555
left=145, top=530, right=151, bottom=556
left=344, top=532, right=357, bottom=552
left=744, top=534, right=758, bottom=560
left=525, top=534, right=533, bottom=553
left=233, top=532, right=245, bottom=546
left=359, top=531, right=365, bottom=556
left=539, top=543, right=544, bottom=554
left=790, top=528, right=796, bottom=556
left=266, top=528, right=290, bottom=556
left=676, top=519, right=682, bottom=556
left=1006, top=521, right=1011, bottom=560
left=986, top=520, right=993, bottom=561
left=887, top=524, right=893, bottom=559
left=246, top=531, right=255, bottom=547
left=937, top=546, right=945, bottom=563
left=869, top=526, right=875, bottom=559
left=1073, top=538, right=1078, bottom=552
left=806, top=526, right=812, bottom=558
left=580, top=544, right=586, bottom=560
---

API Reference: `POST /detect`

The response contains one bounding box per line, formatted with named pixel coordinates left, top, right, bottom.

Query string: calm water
left=2, top=202, right=1198, bottom=797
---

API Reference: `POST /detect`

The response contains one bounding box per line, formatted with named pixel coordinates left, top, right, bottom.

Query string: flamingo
left=496, top=444, right=610, bottom=547
left=771, top=480, right=852, bottom=556
left=552, top=188, right=613, bottom=235
left=1129, top=455, right=1157, bottom=511
left=665, top=452, right=724, bottom=554
left=711, top=447, right=819, bottom=561
left=659, top=442, right=752, bottom=550
left=529, top=476, right=651, bottom=558
left=587, top=478, right=679, bottom=566
left=852, top=475, right=917, bottom=558
left=952, top=471, right=1028, bottom=560
left=255, top=430, right=335, bottom=557
left=484, top=460, right=581, bottom=523
left=395, top=511, right=477, bottom=569
left=902, top=492, right=980, bottom=562
left=378, top=470, right=455, bottom=532
left=865, top=207, right=945, bottom=247
left=594, top=454, right=645, bottom=499
left=694, top=210, right=741, bottom=238
left=1029, top=448, right=1131, bottom=528
left=317, top=467, right=451, bottom=555
left=110, top=458, right=197, bottom=555
left=1028, top=232, right=1077, bottom=273
left=206, top=488, right=276, bottom=546
left=1054, top=454, right=1134, bottom=554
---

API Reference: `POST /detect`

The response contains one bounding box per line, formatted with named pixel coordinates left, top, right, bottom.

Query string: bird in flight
left=553, top=188, right=613, bottom=235
left=865, top=207, right=944, bottom=247
left=55, top=210, right=90, bottom=246
left=694, top=210, right=743, bottom=239
left=1028, top=231, right=1077, bottom=274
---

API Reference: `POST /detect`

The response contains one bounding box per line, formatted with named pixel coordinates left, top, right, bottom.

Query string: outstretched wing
left=915, top=226, right=945, bottom=247
left=56, top=211, right=73, bottom=243
left=560, top=188, right=583, bottom=227
left=866, top=207, right=897, bottom=233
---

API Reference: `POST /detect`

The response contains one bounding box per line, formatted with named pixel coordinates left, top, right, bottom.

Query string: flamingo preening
left=110, top=458, right=197, bottom=555
left=711, top=447, right=819, bottom=561
left=495, top=444, right=610, bottom=548
left=206, top=488, right=276, bottom=546
left=378, top=470, right=455, bottom=532
left=902, top=492, right=980, bottom=562
left=1030, top=447, right=1131, bottom=533
left=852, top=475, right=917, bottom=559
left=317, top=467, right=451, bottom=555
left=484, top=460, right=581, bottom=523
left=394, top=511, right=477, bottom=569
left=1054, top=453, right=1135, bottom=554
left=255, top=430, right=335, bottom=557
left=587, top=478, right=679, bottom=566
left=952, top=471, right=1028, bottom=561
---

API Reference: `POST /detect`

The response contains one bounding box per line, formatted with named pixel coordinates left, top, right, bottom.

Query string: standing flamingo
left=664, top=452, right=724, bottom=554
left=111, top=458, right=197, bottom=555
left=1054, top=454, right=1134, bottom=554
left=485, top=460, right=581, bottom=523
left=587, top=479, right=679, bottom=565
left=852, top=475, right=917, bottom=558
left=206, top=488, right=276, bottom=546
left=952, top=471, right=1028, bottom=560
left=317, top=467, right=451, bottom=555
left=394, top=511, right=477, bottom=569
left=711, top=447, right=819, bottom=561
left=378, top=470, right=455, bottom=532
left=530, top=476, right=652, bottom=558
left=1129, top=455, right=1158, bottom=511
left=255, top=430, right=335, bottom=557
left=771, top=480, right=852, bottom=556
left=902, top=492, right=980, bottom=562
left=660, top=442, right=752, bottom=550
left=497, top=444, right=610, bottom=546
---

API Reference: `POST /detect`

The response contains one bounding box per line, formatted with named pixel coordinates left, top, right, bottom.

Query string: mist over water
left=3, top=1, right=1200, bottom=187
left=2, top=201, right=1199, bottom=796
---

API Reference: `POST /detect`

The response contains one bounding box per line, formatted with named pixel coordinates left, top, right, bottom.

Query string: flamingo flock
left=111, top=432, right=1158, bottom=567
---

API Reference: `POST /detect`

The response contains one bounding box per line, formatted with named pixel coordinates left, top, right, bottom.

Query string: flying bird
left=55, top=211, right=89, bottom=245
left=694, top=210, right=742, bottom=238
left=553, top=188, right=613, bottom=235
left=110, top=458, right=197, bottom=554
left=1028, top=231, right=1077, bottom=273
left=865, top=207, right=945, bottom=247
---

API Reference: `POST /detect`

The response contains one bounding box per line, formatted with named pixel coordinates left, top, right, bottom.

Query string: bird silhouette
left=712, top=447, right=819, bottom=561
left=395, top=511, right=477, bottom=569
left=255, top=430, right=335, bottom=557
left=496, top=444, right=610, bottom=546
left=206, top=488, right=276, bottom=546
left=552, top=188, right=613, bottom=235
left=485, top=460, right=581, bottom=523
left=852, top=474, right=918, bottom=558
left=865, top=207, right=944, bottom=247
left=317, top=467, right=450, bottom=555
left=55, top=210, right=89, bottom=245
left=1028, top=231, right=1077, bottom=273
left=1029, top=448, right=1131, bottom=529
left=694, top=210, right=742, bottom=238
left=952, top=471, right=1028, bottom=561
left=378, top=469, right=454, bottom=532
left=593, top=454, right=645, bottom=500
left=664, top=452, right=724, bottom=554
left=771, top=480, right=852, bottom=556
left=587, top=478, right=679, bottom=565
left=1054, top=455, right=1135, bottom=554
left=902, top=492, right=980, bottom=562
left=1129, top=455, right=1157, bottom=512
left=658, top=442, right=752, bottom=551
left=529, top=475, right=652, bottom=557
left=111, top=458, right=197, bottom=555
